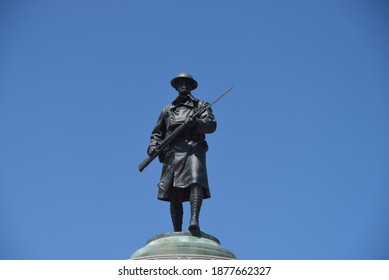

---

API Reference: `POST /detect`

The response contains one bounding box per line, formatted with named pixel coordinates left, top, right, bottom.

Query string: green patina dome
left=130, top=232, right=236, bottom=260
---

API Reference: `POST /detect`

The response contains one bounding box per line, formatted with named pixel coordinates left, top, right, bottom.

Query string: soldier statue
left=147, top=73, right=217, bottom=235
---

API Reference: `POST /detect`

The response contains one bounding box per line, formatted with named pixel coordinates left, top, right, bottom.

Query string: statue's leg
left=170, top=188, right=183, bottom=232
left=189, top=184, right=203, bottom=235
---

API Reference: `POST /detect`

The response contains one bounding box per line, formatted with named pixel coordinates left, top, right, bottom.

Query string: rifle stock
left=138, top=153, right=157, bottom=172
left=138, top=120, right=189, bottom=172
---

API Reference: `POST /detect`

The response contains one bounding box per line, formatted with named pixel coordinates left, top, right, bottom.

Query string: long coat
left=148, top=94, right=216, bottom=202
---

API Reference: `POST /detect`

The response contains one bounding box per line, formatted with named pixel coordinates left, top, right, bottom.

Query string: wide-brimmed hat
left=170, top=73, right=198, bottom=90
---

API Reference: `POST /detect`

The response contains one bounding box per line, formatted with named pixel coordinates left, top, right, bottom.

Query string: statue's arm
left=148, top=109, right=167, bottom=155
left=195, top=102, right=217, bottom=134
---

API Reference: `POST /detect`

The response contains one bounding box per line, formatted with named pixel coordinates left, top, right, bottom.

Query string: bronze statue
left=146, top=73, right=217, bottom=235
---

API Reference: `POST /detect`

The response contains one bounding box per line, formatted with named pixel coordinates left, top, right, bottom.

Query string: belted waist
left=167, top=129, right=205, bottom=142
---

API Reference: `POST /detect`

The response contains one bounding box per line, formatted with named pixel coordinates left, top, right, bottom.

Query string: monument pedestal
left=130, top=232, right=236, bottom=260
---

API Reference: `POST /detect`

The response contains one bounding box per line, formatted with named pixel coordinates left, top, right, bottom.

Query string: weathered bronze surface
left=144, top=73, right=219, bottom=235
left=130, top=232, right=237, bottom=260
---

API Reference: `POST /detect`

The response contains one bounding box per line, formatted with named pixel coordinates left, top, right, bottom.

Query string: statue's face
left=176, top=79, right=191, bottom=95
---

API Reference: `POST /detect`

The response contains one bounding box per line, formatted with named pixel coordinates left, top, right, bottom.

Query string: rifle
left=138, top=85, right=233, bottom=172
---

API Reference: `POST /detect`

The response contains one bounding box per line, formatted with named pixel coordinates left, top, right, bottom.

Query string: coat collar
left=172, top=93, right=199, bottom=107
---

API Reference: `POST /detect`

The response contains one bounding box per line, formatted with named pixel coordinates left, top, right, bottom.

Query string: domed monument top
left=130, top=232, right=236, bottom=260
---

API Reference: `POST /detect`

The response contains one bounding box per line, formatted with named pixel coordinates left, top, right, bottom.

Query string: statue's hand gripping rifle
left=138, top=86, right=233, bottom=172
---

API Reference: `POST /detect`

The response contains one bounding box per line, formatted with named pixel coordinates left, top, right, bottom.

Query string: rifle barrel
left=138, top=85, right=233, bottom=172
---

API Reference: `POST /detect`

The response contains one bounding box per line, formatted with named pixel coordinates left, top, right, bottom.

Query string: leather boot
left=188, top=185, right=203, bottom=235
left=170, top=201, right=183, bottom=232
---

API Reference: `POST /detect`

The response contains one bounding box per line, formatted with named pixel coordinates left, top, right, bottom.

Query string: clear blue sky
left=1, top=0, right=388, bottom=260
